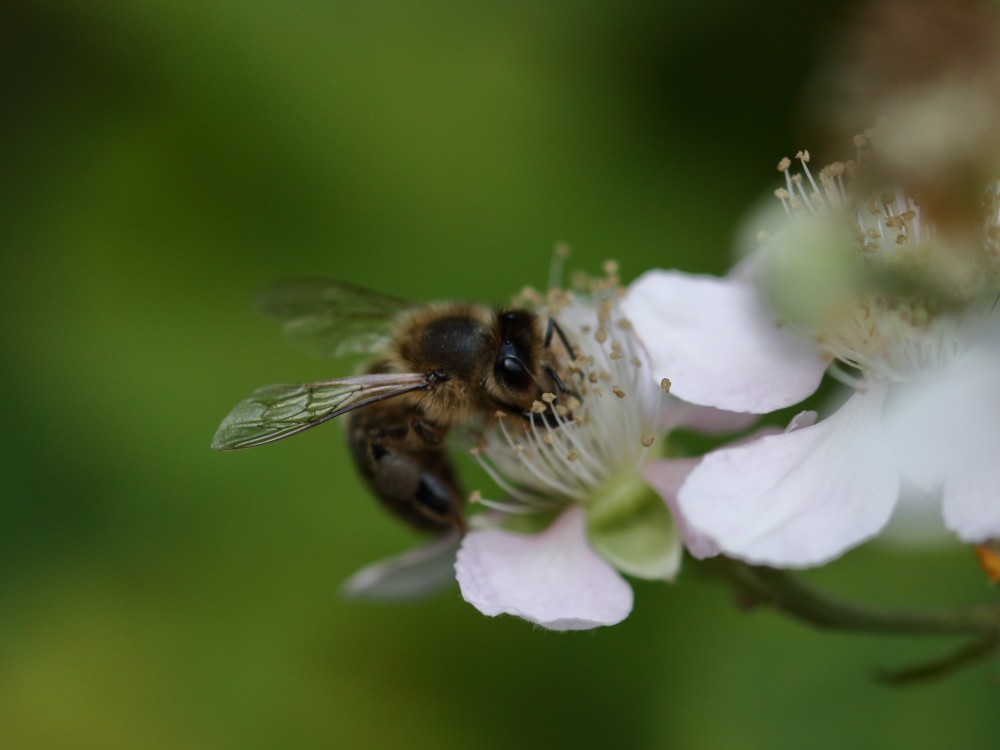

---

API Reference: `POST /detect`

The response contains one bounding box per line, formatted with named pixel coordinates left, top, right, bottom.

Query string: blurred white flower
left=625, top=150, right=1000, bottom=567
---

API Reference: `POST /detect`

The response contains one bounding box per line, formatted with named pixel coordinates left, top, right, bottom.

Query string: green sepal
left=585, top=475, right=682, bottom=581
left=496, top=507, right=562, bottom=535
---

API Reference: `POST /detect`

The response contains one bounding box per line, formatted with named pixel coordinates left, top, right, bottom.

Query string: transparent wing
left=211, top=372, right=430, bottom=450
left=255, top=278, right=414, bottom=358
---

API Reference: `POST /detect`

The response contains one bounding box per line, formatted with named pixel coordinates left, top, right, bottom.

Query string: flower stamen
left=468, top=268, right=663, bottom=522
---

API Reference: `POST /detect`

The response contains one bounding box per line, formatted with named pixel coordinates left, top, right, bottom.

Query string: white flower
left=456, top=274, right=683, bottom=630
left=624, top=149, right=1000, bottom=567
left=344, top=265, right=763, bottom=628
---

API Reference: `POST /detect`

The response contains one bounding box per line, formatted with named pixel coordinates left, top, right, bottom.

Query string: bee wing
left=256, top=278, right=414, bottom=358
left=211, top=372, right=429, bottom=450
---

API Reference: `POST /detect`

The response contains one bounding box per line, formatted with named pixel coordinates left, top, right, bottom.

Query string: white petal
left=455, top=507, right=633, bottom=630
left=642, top=417, right=815, bottom=559
left=663, top=399, right=758, bottom=436
left=341, top=533, right=460, bottom=601
left=942, top=464, right=1000, bottom=542
left=641, top=457, right=720, bottom=558
left=677, top=387, right=901, bottom=567
left=623, top=270, right=829, bottom=413
left=884, top=336, right=1000, bottom=541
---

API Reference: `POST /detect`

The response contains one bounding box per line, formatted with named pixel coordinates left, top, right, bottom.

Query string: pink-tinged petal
left=664, top=399, right=758, bottom=436
left=642, top=457, right=719, bottom=558
left=677, top=388, right=900, bottom=567
left=785, top=410, right=818, bottom=431
left=341, top=532, right=460, bottom=601
left=642, top=414, right=817, bottom=558
left=622, top=270, right=829, bottom=413
left=455, top=507, right=632, bottom=630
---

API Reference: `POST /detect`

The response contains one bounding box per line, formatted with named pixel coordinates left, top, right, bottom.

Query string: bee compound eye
left=497, top=356, right=532, bottom=392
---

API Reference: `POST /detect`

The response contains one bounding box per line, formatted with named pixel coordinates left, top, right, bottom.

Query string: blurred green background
left=1, top=0, right=997, bottom=748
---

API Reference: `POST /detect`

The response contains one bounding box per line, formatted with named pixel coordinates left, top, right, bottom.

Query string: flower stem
left=702, top=557, right=1000, bottom=638
left=874, top=635, right=1000, bottom=685
left=705, top=558, right=1000, bottom=683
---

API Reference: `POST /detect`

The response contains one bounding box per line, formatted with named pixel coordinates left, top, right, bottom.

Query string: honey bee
left=212, top=279, right=575, bottom=534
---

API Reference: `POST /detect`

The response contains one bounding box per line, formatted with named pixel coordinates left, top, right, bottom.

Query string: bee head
left=489, top=310, right=543, bottom=404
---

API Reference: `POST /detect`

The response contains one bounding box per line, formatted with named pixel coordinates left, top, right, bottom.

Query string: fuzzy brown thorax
left=387, top=303, right=547, bottom=425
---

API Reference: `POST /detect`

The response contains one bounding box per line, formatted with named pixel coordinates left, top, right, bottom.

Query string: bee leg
left=544, top=317, right=585, bottom=399
left=368, top=448, right=466, bottom=533
left=413, top=467, right=467, bottom=534
left=523, top=406, right=561, bottom=428
left=544, top=317, right=576, bottom=361
left=544, top=364, right=581, bottom=401
left=351, top=410, right=466, bottom=534
left=520, top=368, right=577, bottom=425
